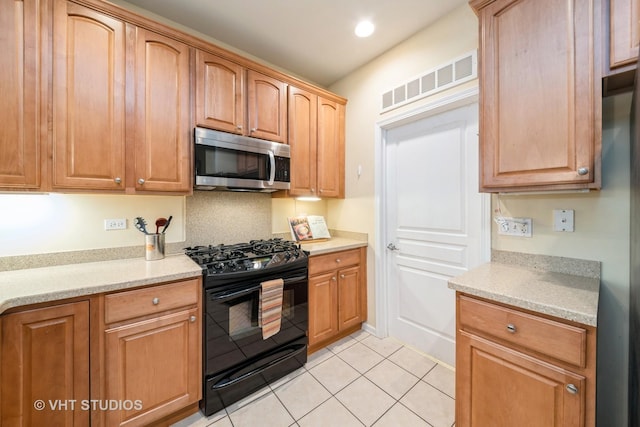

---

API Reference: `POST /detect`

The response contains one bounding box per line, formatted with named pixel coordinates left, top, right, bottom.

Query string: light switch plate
left=553, top=209, right=574, bottom=232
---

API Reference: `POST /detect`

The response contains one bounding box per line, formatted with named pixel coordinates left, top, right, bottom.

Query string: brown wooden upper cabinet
left=288, top=86, right=345, bottom=198
left=0, top=0, right=42, bottom=191
left=50, top=1, right=191, bottom=193
left=471, top=0, right=602, bottom=192
left=609, top=0, right=640, bottom=70
left=131, top=27, right=192, bottom=193
left=196, top=50, right=287, bottom=143
left=196, top=50, right=245, bottom=134
left=52, top=1, right=127, bottom=191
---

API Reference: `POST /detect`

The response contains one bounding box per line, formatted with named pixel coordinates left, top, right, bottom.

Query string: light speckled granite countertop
left=299, top=237, right=368, bottom=256
left=0, top=255, right=202, bottom=314
left=448, top=257, right=600, bottom=327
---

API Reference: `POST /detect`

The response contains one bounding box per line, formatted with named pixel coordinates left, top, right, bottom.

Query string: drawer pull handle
left=506, top=324, right=517, bottom=333
left=190, top=315, right=197, bottom=323
left=566, top=384, right=579, bottom=395
left=152, top=297, right=160, bottom=305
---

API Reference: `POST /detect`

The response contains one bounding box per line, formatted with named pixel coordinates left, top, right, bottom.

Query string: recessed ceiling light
left=355, top=20, right=375, bottom=38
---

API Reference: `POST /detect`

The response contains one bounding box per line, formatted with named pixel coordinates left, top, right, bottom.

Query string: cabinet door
left=0, top=0, right=41, bottom=189
left=337, top=265, right=362, bottom=331
left=52, top=1, right=126, bottom=190
left=196, top=50, right=245, bottom=134
left=132, top=27, right=191, bottom=193
left=104, top=308, right=200, bottom=427
left=1, top=301, right=90, bottom=427
left=308, top=271, right=338, bottom=347
left=474, top=0, right=600, bottom=191
left=246, top=70, right=287, bottom=143
left=288, top=86, right=318, bottom=196
left=610, top=0, right=640, bottom=69
left=316, top=97, right=345, bottom=198
left=457, top=331, right=585, bottom=427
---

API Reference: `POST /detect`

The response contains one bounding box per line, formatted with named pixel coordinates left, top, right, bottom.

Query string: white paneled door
left=383, top=101, right=486, bottom=366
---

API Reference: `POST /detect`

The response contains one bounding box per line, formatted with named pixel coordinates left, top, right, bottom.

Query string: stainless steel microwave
left=194, top=127, right=290, bottom=192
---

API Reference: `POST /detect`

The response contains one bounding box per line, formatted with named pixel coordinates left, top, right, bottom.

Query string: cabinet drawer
left=309, top=249, right=361, bottom=275
left=105, top=278, right=200, bottom=324
left=458, top=295, right=587, bottom=367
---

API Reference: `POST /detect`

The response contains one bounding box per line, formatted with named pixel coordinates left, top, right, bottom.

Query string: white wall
left=0, top=193, right=185, bottom=256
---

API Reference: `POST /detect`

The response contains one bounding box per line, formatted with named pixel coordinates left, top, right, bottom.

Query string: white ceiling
left=124, top=0, right=469, bottom=87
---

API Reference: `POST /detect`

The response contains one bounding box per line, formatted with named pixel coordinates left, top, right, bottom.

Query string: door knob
left=387, top=243, right=398, bottom=251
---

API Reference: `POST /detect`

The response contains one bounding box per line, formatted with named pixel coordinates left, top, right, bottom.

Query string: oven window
left=228, top=301, right=256, bottom=337
left=224, top=289, right=295, bottom=339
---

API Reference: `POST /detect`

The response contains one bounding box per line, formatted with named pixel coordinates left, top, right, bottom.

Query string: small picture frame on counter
left=288, top=215, right=331, bottom=242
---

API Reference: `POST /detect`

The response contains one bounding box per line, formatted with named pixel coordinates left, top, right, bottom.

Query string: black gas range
left=185, top=238, right=308, bottom=284
left=184, top=238, right=309, bottom=416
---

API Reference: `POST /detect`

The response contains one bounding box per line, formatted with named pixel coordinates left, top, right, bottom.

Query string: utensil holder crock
left=145, top=233, right=165, bottom=261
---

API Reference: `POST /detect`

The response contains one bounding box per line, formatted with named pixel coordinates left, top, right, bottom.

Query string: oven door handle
left=210, top=285, right=261, bottom=301
left=210, top=275, right=307, bottom=301
left=283, top=275, right=307, bottom=285
left=210, top=343, right=307, bottom=390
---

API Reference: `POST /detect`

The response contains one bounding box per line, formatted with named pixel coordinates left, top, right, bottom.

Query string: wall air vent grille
left=381, top=50, right=477, bottom=113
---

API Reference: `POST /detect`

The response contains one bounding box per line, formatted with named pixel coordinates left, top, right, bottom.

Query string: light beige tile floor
left=171, top=330, right=455, bottom=427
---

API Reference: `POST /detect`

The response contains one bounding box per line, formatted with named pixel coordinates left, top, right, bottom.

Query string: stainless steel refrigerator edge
left=630, top=59, right=640, bottom=427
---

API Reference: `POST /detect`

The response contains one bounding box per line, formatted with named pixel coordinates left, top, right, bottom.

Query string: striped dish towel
left=258, top=278, right=284, bottom=339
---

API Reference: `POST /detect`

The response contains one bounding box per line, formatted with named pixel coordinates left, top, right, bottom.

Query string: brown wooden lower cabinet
left=0, top=301, right=90, bottom=427
left=308, top=247, right=367, bottom=354
left=0, top=277, right=202, bottom=427
left=102, top=279, right=202, bottom=427
left=455, top=293, right=596, bottom=427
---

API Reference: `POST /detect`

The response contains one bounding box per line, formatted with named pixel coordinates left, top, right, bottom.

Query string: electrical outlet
left=104, top=218, right=127, bottom=231
left=495, top=216, right=533, bottom=237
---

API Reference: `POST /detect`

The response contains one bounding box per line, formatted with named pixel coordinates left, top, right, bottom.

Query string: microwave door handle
left=268, top=150, right=275, bottom=185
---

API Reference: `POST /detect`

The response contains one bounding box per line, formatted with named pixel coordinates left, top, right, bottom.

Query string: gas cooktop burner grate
left=184, top=238, right=306, bottom=275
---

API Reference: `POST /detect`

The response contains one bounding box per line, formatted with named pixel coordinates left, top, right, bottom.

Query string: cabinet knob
left=336, top=259, right=341, bottom=263
left=319, top=189, right=323, bottom=193
left=236, top=124, right=243, bottom=130
left=340, top=274, right=345, bottom=279
left=577, top=167, right=589, bottom=176
left=332, top=276, right=337, bottom=281
left=506, top=323, right=517, bottom=333
left=138, top=178, right=145, bottom=185
left=566, top=384, right=579, bottom=395
left=190, top=315, right=197, bottom=323
left=250, top=128, right=257, bottom=132
left=114, top=177, right=122, bottom=184
left=311, top=188, right=315, bottom=193
left=152, top=297, right=159, bottom=305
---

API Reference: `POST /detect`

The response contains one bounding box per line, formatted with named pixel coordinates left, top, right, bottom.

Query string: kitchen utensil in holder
left=145, top=233, right=165, bottom=261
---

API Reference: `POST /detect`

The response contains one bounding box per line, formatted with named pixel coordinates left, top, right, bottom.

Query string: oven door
left=204, top=273, right=308, bottom=377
